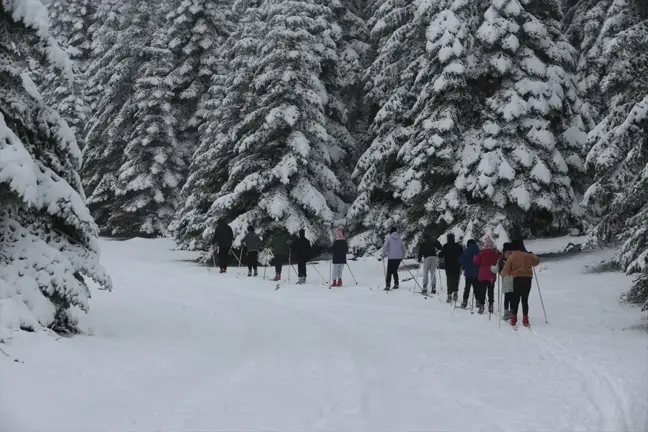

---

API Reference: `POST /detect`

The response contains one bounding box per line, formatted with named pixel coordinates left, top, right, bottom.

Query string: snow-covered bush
left=0, top=0, right=111, bottom=336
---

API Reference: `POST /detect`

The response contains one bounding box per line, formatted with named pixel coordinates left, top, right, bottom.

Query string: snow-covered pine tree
left=84, top=1, right=184, bottom=236
left=581, top=0, right=648, bottom=310
left=165, top=0, right=236, bottom=151
left=345, top=0, right=422, bottom=251
left=36, top=0, right=95, bottom=151
left=453, top=0, right=590, bottom=239
left=392, top=0, right=485, bottom=247
left=0, top=0, right=111, bottom=335
left=174, top=0, right=355, bottom=250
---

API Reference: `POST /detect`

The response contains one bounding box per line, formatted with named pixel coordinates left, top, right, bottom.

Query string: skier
left=457, top=239, right=480, bottom=309
left=417, top=232, right=442, bottom=295
left=242, top=225, right=261, bottom=277
left=214, top=218, right=234, bottom=273
left=473, top=236, right=501, bottom=314
left=382, top=227, right=405, bottom=290
left=331, top=226, right=348, bottom=287
left=497, top=242, right=514, bottom=320
left=293, top=229, right=311, bottom=284
left=501, top=239, right=540, bottom=327
left=271, top=230, right=290, bottom=281
left=438, top=233, right=463, bottom=302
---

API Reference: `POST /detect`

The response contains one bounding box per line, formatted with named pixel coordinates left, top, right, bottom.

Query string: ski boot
left=452, top=292, right=458, bottom=302
left=488, top=303, right=494, bottom=314
left=478, top=303, right=485, bottom=314
left=337, top=279, right=343, bottom=287
left=331, top=280, right=338, bottom=287
left=460, top=299, right=468, bottom=309
left=272, top=274, right=281, bottom=282
left=522, top=315, right=530, bottom=327
left=384, top=285, right=391, bottom=291
left=248, top=271, right=252, bottom=277
left=296, top=277, right=305, bottom=285
left=253, top=271, right=258, bottom=277
left=431, top=286, right=437, bottom=294
left=511, top=314, right=518, bottom=326
left=219, top=268, right=226, bottom=274
left=421, top=285, right=428, bottom=295
left=502, top=310, right=512, bottom=320
left=446, top=294, right=452, bottom=303
left=393, top=284, right=399, bottom=290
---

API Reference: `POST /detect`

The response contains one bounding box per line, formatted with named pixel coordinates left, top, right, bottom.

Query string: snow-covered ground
left=1, top=237, right=647, bottom=432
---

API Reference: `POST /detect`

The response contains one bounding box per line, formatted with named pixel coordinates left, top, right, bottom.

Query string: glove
left=417, top=258, right=422, bottom=264
left=490, top=265, right=498, bottom=274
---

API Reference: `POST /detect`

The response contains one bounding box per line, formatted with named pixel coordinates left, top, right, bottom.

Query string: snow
left=1, top=237, right=646, bottom=432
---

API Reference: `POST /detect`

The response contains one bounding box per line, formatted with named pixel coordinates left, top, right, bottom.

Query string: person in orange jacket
left=501, top=239, right=540, bottom=327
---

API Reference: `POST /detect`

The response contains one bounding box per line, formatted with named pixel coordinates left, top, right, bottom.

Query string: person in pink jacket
left=473, top=236, right=501, bottom=314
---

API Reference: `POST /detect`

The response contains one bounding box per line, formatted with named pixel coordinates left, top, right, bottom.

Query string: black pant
left=475, top=280, right=495, bottom=305
left=274, top=254, right=285, bottom=275
left=386, top=259, right=401, bottom=287
left=446, top=271, right=460, bottom=294
left=511, top=277, right=532, bottom=316
left=463, top=276, right=478, bottom=300
left=218, top=246, right=230, bottom=269
left=247, top=251, right=258, bottom=272
left=298, top=260, right=307, bottom=278
left=504, top=292, right=513, bottom=310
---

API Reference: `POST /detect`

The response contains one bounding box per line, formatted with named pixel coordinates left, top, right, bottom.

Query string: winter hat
left=483, top=236, right=494, bottom=248
left=248, top=225, right=254, bottom=232
left=389, top=226, right=397, bottom=234
left=467, top=239, right=477, bottom=247
left=446, top=233, right=455, bottom=243
left=299, top=228, right=305, bottom=237
left=502, top=242, right=512, bottom=253
left=511, top=239, right=527, bottom=252
left=336, top=226, right=344, bottom=240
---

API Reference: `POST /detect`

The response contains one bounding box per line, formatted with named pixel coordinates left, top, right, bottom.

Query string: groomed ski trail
left=0, top=238, right=646, bottom=432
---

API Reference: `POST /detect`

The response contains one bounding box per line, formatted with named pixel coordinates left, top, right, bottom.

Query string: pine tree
left=453, top=0, right=590, bottom=238
left=37, top=0, right=96, bottom=151
left=0, top=0, right=111, bottom=335
left=346, top=0, right=422, bottom=250
left=173, top=0, right=355, bottom=250
left=581, top=0, right=648, bottom=310
left=165, top=0, right=236, bottom=148
left=84, top=1, right=184, bottom=236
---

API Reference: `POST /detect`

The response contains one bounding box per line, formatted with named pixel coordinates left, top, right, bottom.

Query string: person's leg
left=520, top=277, right=532, bottom=316
left=274, top=255, right=283, bottom=276
left=429, top=257, right=438, bottom=289
left=463, top=276, right=471, bottom=300
left=504, top=292, right=512, bottom=310
left=337, top=263, right=344, bottom=281
left=487, top=281, right=495, bottom=305
left=422, top=258, right=430, bottom=288
left=393, top=259, right=401, bottom=287
left=386, top=259, right=398, bottom=287
left=511, top=278, right=523, bottom=318
left=251, top=251, right=258, bottom=273
left=219, top=247, right=228, bottom=270
left=298, top=260, right=306, bottom=278
left=247, top=252, right=253, bottom=272
left=475, top=281, right=486, bottom=305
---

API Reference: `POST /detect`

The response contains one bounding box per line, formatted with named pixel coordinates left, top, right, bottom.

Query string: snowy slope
left=1, top=238, right=646, bottom=432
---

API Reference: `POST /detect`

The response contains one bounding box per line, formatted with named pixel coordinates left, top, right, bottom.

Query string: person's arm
left=417, top=244, right=423, bottom=262
left=530, top=253, right=540, bottom=266
left=438, top=245, right=445, bottom=259
left=435, top=240, right=443, bottom=251
left=473, top=251, right=482, bottom=266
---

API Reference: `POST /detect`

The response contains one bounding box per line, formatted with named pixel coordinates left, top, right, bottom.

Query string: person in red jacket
left=473, top=236, right=501, bottom=314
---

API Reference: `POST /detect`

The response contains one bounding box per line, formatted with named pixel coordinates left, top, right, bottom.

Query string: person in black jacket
left=438, top=233, right=464, bottom=303
left=293, top=229, right=311, bottom=284
left=330, top=226, right=348, bottom=287
left=214, top=218, right=234, bottom=273
left=417, top=233, right=443, bottom=295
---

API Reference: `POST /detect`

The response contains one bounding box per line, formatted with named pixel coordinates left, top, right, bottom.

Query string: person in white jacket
left=382, top=227, right=406, bottom=290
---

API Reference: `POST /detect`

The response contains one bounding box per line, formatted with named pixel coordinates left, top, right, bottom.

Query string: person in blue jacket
left=458, top=239, right=480, bottom=309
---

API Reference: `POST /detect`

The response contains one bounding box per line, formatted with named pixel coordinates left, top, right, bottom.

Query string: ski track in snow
left=1, top=237, right=647, bottom=432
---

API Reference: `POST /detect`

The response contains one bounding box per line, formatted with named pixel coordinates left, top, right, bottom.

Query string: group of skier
left=415, top=232, right=541, bottom=327
left=213, top=219, right=350, bottom=285
left=213, top=218, right=540, bottom=327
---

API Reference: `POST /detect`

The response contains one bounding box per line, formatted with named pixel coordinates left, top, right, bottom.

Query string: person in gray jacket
left=382, top=227, right=406, bottom=290
left=242, top=225, right=261, bottom=276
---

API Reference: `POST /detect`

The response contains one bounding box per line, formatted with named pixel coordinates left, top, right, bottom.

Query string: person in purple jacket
left=458, top=239, right=480, bottom=309
left=382, top=227, right=406, bottom=291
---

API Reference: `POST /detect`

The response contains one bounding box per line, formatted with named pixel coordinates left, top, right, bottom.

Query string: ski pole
left=498, top=275, right=502, bottom=329
left=382, top=258, right=387, bottom=291
left=413, top=262, right=422, bottom=296
left=346, top=263, right=359, bottom=285
left=533, top=267, right=548, bottom=323
left=287, top=249, right=292, bottom=282
left=310, top=262, right=326, bottom=284
left=405, top=265, right=423, bottom=291
left=329, top=260, right=332, bottom=285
